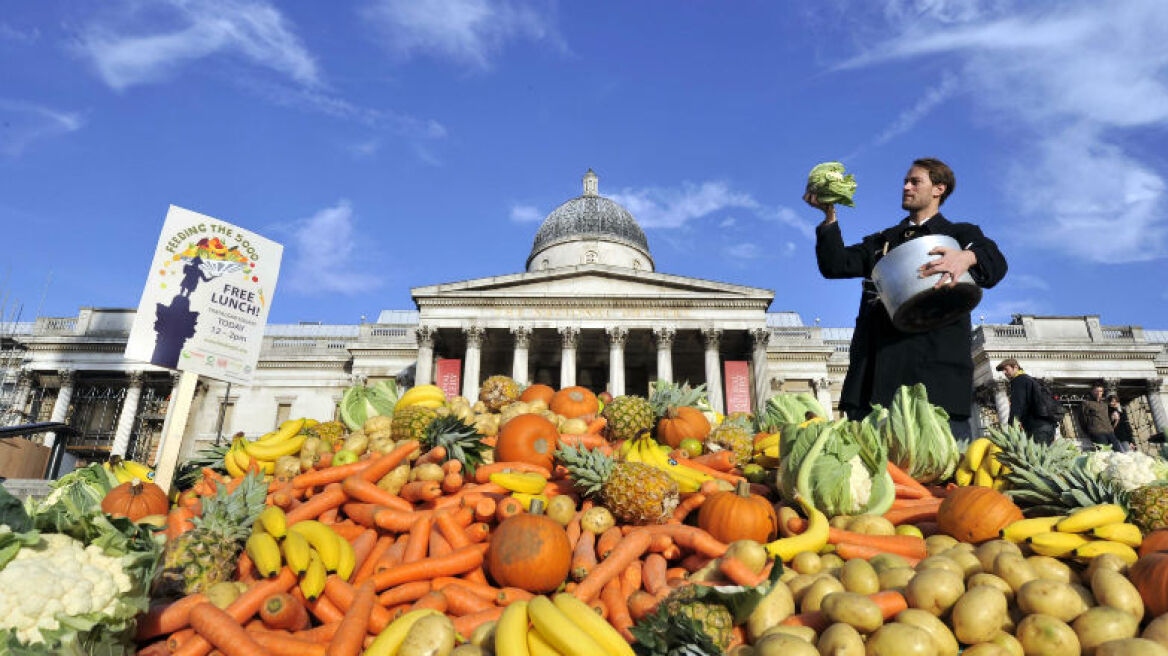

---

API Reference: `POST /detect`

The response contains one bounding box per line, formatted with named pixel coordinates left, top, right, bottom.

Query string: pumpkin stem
left=735, top=479, right=751, bottom=498
left=529, top=498, right=546, bottom=515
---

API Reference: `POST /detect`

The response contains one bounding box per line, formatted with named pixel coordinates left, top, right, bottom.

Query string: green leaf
left=0, top=484, right=32, bottom=533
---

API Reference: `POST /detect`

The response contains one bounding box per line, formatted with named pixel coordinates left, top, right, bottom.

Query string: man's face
left=1093, top=387, right=1104, bottom=401
left=902, top=166, right=944, bottom=212
left=1002, top=365, right=1018, bottom=379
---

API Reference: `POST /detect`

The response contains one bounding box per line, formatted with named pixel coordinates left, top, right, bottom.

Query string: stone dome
left=526, top=170, right=654, bottom=272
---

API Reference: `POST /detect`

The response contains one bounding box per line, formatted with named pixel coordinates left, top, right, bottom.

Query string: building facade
left=3, top=172, right=1167, bottom=465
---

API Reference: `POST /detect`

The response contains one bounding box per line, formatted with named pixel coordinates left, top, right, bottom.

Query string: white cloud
left=871, top=74, right=958, bottom=146
left=251, top=80, right=446, bottom=138
left=838, top=0, right=1168, bottom=262
left=719, top=217, right=737, bottom=228
left=285, top=200, right=383, bottom=295
left=360, top=0, right=563, bottom=70
left=609, top=181, right=758, bottom=230
left=509, top=204, right=542, bottom=223
left=78, top=0, right=320, bottom=91
left=0, top=99, right=84, bottom=157
left=0, top=23, right=40, bottom=44
left=348, top=139, right=380, bottom=158
left=724, top=243, right=763, bottom=260
left=1007, top=274, right=1050, bottom=291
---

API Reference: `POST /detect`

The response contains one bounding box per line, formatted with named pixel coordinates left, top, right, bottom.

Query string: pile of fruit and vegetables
left=5, top=377, right=1168, bottom=655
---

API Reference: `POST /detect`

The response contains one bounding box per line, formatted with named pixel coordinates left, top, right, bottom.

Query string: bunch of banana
left=490, top=471, right=549, bottom=494
left=105, top=457, right=155, bottom=483
left=1000, top=503, right=1142, bottom=565
left=753, top=432, right=781, bottom=468
left=246, top=508, right=356, bottom=600
left=492, top=594, right=635, bottom=656
left=623, top=434, right=712, bottom=493
left=394, top=384, right=447, bottom=411
left=223, top=418, right=307, bottom=478
left=953, top=437, right=1008, bottom=489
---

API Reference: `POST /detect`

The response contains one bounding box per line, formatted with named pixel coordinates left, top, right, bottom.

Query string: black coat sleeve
left=1008, top=377, right=1030, bottom=427
left=953, top=223, right=1008, bottom=289
left=815, top=221, right=881, bottom=280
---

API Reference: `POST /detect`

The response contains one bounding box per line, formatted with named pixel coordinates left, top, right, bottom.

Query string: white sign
left=125, top=205, right=283, bottom=385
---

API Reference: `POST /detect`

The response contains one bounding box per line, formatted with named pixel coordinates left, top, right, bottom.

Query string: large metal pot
left=871, top=234, right=982, bottom=333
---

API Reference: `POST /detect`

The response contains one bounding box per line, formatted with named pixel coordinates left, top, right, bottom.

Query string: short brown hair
left=912, top=158, right=955, bottom=205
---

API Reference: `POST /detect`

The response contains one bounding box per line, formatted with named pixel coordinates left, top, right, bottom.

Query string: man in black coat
left=806, top=158, right=1008, bottom=438
left=996, top=358, right=1058, bottom=444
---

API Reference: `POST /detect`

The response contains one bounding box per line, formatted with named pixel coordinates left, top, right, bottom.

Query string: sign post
left=126, top=205, right=282, bottom=491
left=723, top=361, right=752, bottom=415
left=436, top=359, right=462, bottom=400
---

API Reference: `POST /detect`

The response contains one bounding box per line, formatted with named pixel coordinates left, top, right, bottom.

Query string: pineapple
left=391, top=405, right=439, bottom=441
left=306, top=420, right=346, bottom=443
left=602, top=395, right=654, bottom=442
left=479, top=375, right=520, bottom=412
left=649, top=382, right=711, bottom=439
left=556, top=443, right=679, bottom=524
left=154, top=472, right=268, bottom=598
left=706, top=415, right=754, bottom=468
left=630, top=585, right=731, bottom=654
left=661, top=586, right=734, bottom=650
left=1128, top=482, right=1168, bottom=532
left=421, top=414, right=490, bottom=477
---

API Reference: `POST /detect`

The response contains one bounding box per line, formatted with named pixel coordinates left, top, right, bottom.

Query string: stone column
left=653, top=327, right=675, bottom=385
left=110, top=371, right=144, bottom=457
left=607, top=327, right=628, bottom=397
left=750, top=328, right=771, bottom=414
left=993, top=378, right=1011, bottom=427
left=461, top=325, right=484, bottom=401
left=414, top=325, right=437, bottom=386
left=1147, top=378, right=1168, bottom=437
left=813, top=377, right=834, bottom=420
left=559, top=327, right=579, bottom=389
left=45, top=368, right=76, bottom=448
left=702, top=328, right=724, bottom=414
left=6, top=369, right=33, bottom=426
left=511, top=326, right=531, bottom=386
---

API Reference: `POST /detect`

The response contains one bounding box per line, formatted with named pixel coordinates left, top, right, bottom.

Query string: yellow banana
left=300, top=549, right=327, bottom=600
left=1091, top=522, right=1143, bottom=548
left=257, top=506, right=287, bottom=539
left=243, top=433, right=307, bottom=461
left=494, top=601, right=531, bottom=656
left=491, top=471, right=550, bottom=495
left=973, top=463, right=995, bottom=488
left=335, top=530, right=356, bottom=581
left=303, top=418, right=319, bottom=428
left=365, top=609, right=444, bottom=656
left=527, top=595, right=604, bottom=656
left=1027, top=532, right=1091, bottom=557
left=110, top=463, right=133, bottom=484
left=618, top=439, right=636, bottom=459
left=119, top=459, right=156, bottom=482
left=987, top=445, right=1003, bottom=477
left=965, top=438, right=992, bottom=472
left=1073, top=540, right=1139, bottom=565
left=766, top=496, right=829, bottom=561
left=527, top=629, right=560, bottom=656
left=992, top=477, right=1008, bottom=490
left=1057, top=504, right=1128, bottom=533
left=245, top=531, right=283, bottom=577
left=251, top=419, right=305, bottom=446
left=634, top=437, right=707, bottom=492
left=232, top=443, right=275, bottom=474
left=954, top=466, right=974, bottom=486
left=754, top=433, right=781, bottom=451
left=1000, top=516, right=1066, bottom=543
left=553, top=593, right=636, bottom=656
left=511, top=492, right=551, bottom=511
left=288, top=520, right=341, bottom=572
left=281, top=529, right=311, bottom=575
left=394, top=385, right=447, bottom=411
left=224, top=440, right=247, bottom=479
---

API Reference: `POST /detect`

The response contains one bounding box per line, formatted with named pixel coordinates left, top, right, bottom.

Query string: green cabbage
left=806, top=161, right=857, bottom=207
left=873, top=383, right=961, bottom=484
left=763, top=392, right=826, bottom=430
left=339, top=380, right=399, bottom=431
left=777, top=417, right=894, bottom=516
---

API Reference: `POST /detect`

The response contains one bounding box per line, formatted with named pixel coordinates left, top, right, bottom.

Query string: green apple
left=331, top=449, right=359, bottom=466
left=678, top=438, right=704, bottom=459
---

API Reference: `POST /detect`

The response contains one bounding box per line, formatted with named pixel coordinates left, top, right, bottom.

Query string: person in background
left=1109, top=394, right=1134, bottom=449
left=996, top=358, right=1057, bottom=444
left=808, top=158, right=1008, bottom=439
left=1081, top=384, right=1126, bottom=451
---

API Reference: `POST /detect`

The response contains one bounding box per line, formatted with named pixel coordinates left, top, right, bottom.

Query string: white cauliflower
left=1085, top=451, right=1168, bottom=492
left=0, top=533, right=132, bottom=645
left=847, top=454, right=873, bottom=513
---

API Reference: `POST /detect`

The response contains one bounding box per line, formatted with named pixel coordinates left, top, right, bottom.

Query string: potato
left=1091, top=568, right=1145, bottom=620
left=450, top=646, right=485, bottom=656
left=369, top=436, right=397, bottom=455
left=1071, top=582, right=1097, bottom=609
left=398, top=614, right=456, bottom=656
left=847, top=515, right=896, bottom=536
left=761, top=625, right=817, bottom=643
left=916, top=555, right=965, bottom=578
left=877, top=567, right=916, bottom=592
left=1028, top=556, right=1076, bottom=584
left=801, top=576, right=845, bottom=613
left=831, top=515, right=855, bottom=530
left=967, top=573, right=1015, bottom=602
left=1095, top=638, right=1168, bottom=656
left=948, top=541, right=977, bottom=554
left=841, top=559, right=880, bottom=595
left=728, top=646, right=757, bottom=656
left=864, top=622, right=935, bottom=655
left=964, top=645, right=1010, bottom=656
left=747, top=580, right=796, bottom=642
left=1085, top=553, right=1129, bottom=579
left=725, top=540, right=769, bottom=575
left=205, top=581, right=242, bottom=609
left=1144, top=614, right=1168, bottom=649
left=378, top=463, right=410, bottom=495
left=410, top=463, right=445, bottom=482
left=925, top=534, right=959, bottom=555
left=786, top=574, right=822, bottom=603
left=364, top=415, right=393, bottom=433
left=1073, top=606, right=1140, bottom=655
left=468, top=620, right=496, bottom=649
left=790, top=550, right=823, bottom=575
left=820, top=553, right=845, bottom=571
left=992, top=552, right=1037, bottom=592
left=580, top=507, right=614, bottom=535
left=343, top=432, right=369, bottom=456
left=942, top=547, right=984, bottom=579
left=273, top=455, right=301, bottom=481
left=952, top=585, right=1009, bottom=645
left=895, top=608, right=959, bottom=656
left=779, top=568, right=799, bottom=583
left=821, top=591, right=884, bottom=633
left=817, top=622, right=866, bottom=656
left=976, top=540, right=1023, bottom=572
left=544, top=495, right=576, bottom=526
left=753, top=633, right=819, bottom=656
left=869, top=553, right=911, bottom=573
left=1017, top=579, right=1090, bottom=622
left=905, top=568, right=965, bottom=616
left=989, top=631, right=1025, bottom=656
left=1016, top=614, right=1081, bottom=656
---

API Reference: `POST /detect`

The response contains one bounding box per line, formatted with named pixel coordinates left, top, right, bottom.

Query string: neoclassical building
left=2, top=172, right=1167, bottom=467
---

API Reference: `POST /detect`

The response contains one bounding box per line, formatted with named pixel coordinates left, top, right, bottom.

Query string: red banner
left=723, top=360, right=752, bottom=414
left=436, top=359, right=462, bottom=400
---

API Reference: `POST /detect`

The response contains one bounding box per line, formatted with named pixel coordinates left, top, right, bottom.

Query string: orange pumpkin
left=549, top=386, right=599, bottom=420
left=1130, top=552, right=1168, bottom=617
left=486, top=501, right=571, bottom=593
left=697, top=480, right=778, bottom=543
left=936, top=486, right=1023, bottom=543
left=519, top=384, right=556, bottom=405
left=101, top=478, right=169, bottom=521
left=1139, top=529, right=1168, bottom=557
left=496, top=414, right=560, bottom=471
left=656, top=406, right=711, bottom=448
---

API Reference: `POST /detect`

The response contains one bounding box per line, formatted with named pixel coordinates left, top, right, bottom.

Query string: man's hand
left=920, top=246, right=977, bottom=288
left=802, top=190, right=837, bottom=224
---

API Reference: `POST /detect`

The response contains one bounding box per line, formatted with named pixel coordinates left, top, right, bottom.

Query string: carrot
left=416, top=445, right=447, bottom=465
left=670, top=453, right=744, bottom=483
left=472, top=461, right=552, bottom=484
left=835, top=541, right=922, bottom=566
left=432, top=577, right=497, bottom=599
left=341, top=475, right=412, bottom=512
left=718, top=557, right=766, bottom=587
left=558, top=433, right=609, bottom=449
left=882, top=504, right=941, bottom=526
left=591, top=525, right=620, bottom=560
left=135, top=593, right=209, bottom=640
left=332, top=521, right=369, bottom=544
left=601, top=578, right=635, bottom=642
left=642, top=553, right=669, bottom=595
left=443, top=584, right=495, bottom=615
left=187, top=603, right=265, bottom=656
left=586, top=415, right=607, bottom=434
left=666, top=566, right=689, bottom=582
left=571, top=530, right=598, bottom=581
left=688, top=450, right=736, bottom=472
left=699, top=479, right=722, bottom=495
left=376, top=580, right=432, bottom=607
left=441, top=471, right=464, bottom=494
left=259, top=592, right=309, bottom=631
left=359, top=441, right=420, bottom=483
left=894, top=482, right=932, bottom=499
left=886, top=461, right=934, bottom=498
left=402, top=514, right=433, bottom=563
left=464, top=522, right=490, bottom=544
left=370, top=545, right=485, bottom=591
left=621, top=560, right=643, bottom=598
left=451, top=607, right=505, bottom=638
left=374, top=507, right=432, bottom=534
left=785, top=517, right=928, bottom=559
left=781, top=590, right=907, bottom=632
left=377, top=540, right=407, bottom=573
left=284, top=484, right=347, bottom=525
left=326, top=580, right=376, bottom=656
left=322, top=577, right=394, bottom=635
left=248, top=631, right=326, bottom=656
left=399, top=480, right=442, bottom=503
left=495, top=496, right=525, bottom=521
left=349, top=531, right=383, bottom=583
left=628, top=590, right=660, bottom=621
left=680, top=553, right=712, bottom=573
left=318, top=506, right=339, bottom=524
left=292, top=622, right=340, bottom=643
left=435, top=509, right=472, bottom=549
left=136, top=641, right=171, bottom=656
left=647, top=533, right=674, bottom=554
left=890, top=496, right=944, bottom=510
left=291, top=460, right=371, bottom=490
left=641, top=524, right=728, bottom=558
left=670, top=493, right=706, bottom=523
left=166, top=506, right=196, bottom=542
left=472, top=497, right=496, bottom=523
left=573, top=529, right=653, bottom=603
left=428, top=532, right=452, bottom=558
left=432, top=482, right=508, bottom=509
left=496, top=587, right=534, bottom=605
left=411, top=591, right=449, bottom=613
left=167, top=628, right=197, bottom=653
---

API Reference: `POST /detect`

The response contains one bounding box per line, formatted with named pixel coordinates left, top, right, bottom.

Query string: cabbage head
left=874, top=384, right=961, bottom=484
left=806, top=161, right=856, bottom=207
left=777, top=417, right=894, bottom=516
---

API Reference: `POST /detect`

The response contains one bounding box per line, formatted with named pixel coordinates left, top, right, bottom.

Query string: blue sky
left=1, top=0, right=1166, bottom=330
